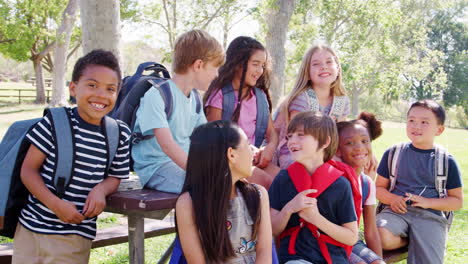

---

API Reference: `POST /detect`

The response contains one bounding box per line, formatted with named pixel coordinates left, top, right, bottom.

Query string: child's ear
left=69, top=81, right=77, bottom=97
left=227, top=147, right=237, bottom=163
left=323, top=136, right=331, bottom=149
left=192, top=59, right=204, bottom=71
left=436, top=125, right=445, bottom=136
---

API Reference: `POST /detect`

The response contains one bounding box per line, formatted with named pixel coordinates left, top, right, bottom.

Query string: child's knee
left=378, top=227, right=404, bottom=250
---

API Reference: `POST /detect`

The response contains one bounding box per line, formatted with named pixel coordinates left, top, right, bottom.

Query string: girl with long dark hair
left=204, top=36, right=279, bottom=189
left=175, top=120, right=272, bottom=263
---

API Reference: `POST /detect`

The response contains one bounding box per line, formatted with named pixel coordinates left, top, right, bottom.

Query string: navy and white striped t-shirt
left=19, top=107, right=130, bottom=239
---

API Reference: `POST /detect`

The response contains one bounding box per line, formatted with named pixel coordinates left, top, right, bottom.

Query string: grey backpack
left=0, top=107, right=119, bottom=238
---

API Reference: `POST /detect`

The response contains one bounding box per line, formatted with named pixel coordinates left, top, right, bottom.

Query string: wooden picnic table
left=105, top=188, right=178, bottom=264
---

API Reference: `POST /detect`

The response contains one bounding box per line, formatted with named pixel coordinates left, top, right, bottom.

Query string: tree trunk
left=265, top=0, right=296, bottom=108
left=80, top=0, right=122, bottom=68
left=51, top=0, right=79, bottom=106
left=33, top=58, right=46, bottom=104
left=351, top=84, right=360, bottom=117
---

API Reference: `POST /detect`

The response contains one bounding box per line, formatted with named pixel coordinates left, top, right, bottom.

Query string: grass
left=0, top=108, right=466, bottom=263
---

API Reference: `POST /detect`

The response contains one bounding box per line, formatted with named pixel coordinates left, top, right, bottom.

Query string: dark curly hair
left=337, top=112, right=383, bottom=141
left=71, top=49, right=122, bottom=89
left=203, top=36, right=272, bottom=122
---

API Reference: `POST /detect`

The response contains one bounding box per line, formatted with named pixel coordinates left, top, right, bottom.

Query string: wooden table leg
left=128, top=214, right=145, bottom=264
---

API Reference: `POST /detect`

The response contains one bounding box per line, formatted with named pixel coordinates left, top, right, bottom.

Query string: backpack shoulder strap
left=192, top=89, right=201, bottom=114
left=253, top=87, right=269, bottom=147
left=329, top=96, right=347, bottom=120
left=287, top=162, right=342, bottom=197
left=387, top=142, right=407, bottom=192
left=221, top=83, right=236, bottom=120
left=103, top=116, right=120, bottom=177
left=148, top=79, right=173, bottom=118
left=361, top=173, right=370, bottom=206
left=434, top=145, right=449, bottom=198
left=48, top=107, right=74, bottom=199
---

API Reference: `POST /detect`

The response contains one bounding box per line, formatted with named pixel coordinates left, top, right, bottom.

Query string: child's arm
left=405, top=187, right=463, bottom=211
left=21, top=145, right=84, bottom=224
left=83, top=177, right=120, bottom=218
left=255, top=186, right=272, bottom=264
left=375, top=175, right=408, bottom=214
left=257, top=117, right=279, bottom=168
left=176, top=193, right=206, bottom=264
left=270, top=189, right=317, bottom=236
left=205, top=106, right=222, bottom=122
left=363, top=205, right=383, bottom=257
left=153, top=128, right=188, bottom=170
left=299, top=204, right=359, bottom=246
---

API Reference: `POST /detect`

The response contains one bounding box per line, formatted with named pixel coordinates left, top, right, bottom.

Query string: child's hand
left=53, top=200, right=85, bottom=224
left=251, top=145, right=261, bottom=165
left=256, top=144, right=275, bottom=169
left=83, top=185, right=107, bottom=218
left=285, top=189, right=317, bottom=214
left=364, top=154, right=378, bottom=180
left=389, top=195, right=408, bottom=214
left=298, top=200, right=321, bottom=225
left=405, top=193, right=431, bottom=209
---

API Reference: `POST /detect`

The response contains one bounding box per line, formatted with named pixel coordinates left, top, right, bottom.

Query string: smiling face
left=237, top=49, right=266, bottom=88
left=287, top=127, right=324, bottom=164
left=309, top=49, right=339, bottom=87
left=337, top=124, right=372, bottom=170
left=69, top=64, right=119, bottom=125
left=406, top=106, right=444, bottom=149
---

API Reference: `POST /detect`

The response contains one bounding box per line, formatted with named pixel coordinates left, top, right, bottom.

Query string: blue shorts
left=145, top=161, right=185, bottom=194
left=349, top=240, right=382, bottom=264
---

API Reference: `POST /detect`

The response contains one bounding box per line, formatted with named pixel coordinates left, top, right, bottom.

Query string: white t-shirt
left=359, top=173, right=377, bottom=206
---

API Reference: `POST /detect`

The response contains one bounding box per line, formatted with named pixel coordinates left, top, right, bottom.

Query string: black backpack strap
left=148, top=79, right=173, bottom=118
left=103, top=116, right=120, bottom=177
left=48, top=107, right=74, bottom=199
left=192, top=89, right=201, bottom=114
left=131, top=79, right=173, bottom=145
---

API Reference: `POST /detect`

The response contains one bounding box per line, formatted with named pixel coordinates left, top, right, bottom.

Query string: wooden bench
left=383, top=247, right=408, bottom=263
left=0, top=218, right=175, bottom=263
left=105, top=189, right=178, bottom=264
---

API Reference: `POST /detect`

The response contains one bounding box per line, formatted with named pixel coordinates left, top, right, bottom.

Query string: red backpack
left=279, top=160, right=362, bottom=264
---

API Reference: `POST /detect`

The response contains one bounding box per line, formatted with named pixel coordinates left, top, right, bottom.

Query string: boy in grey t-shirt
left=375, top=100, right=463, bottom=264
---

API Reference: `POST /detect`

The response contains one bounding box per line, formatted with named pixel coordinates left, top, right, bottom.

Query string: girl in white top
left=336, top=112, right=385, bottom=264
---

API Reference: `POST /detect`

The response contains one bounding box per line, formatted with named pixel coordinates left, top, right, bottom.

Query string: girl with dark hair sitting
left=174, top=120, right=272, bottom=263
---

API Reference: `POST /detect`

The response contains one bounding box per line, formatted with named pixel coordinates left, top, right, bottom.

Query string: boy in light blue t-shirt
left=132, top=30, right=225, bottom=193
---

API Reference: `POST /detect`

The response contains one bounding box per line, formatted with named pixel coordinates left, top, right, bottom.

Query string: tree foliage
left=271, top=0, right=467, bottom=115
left=138, top=0, right=253, bottom=62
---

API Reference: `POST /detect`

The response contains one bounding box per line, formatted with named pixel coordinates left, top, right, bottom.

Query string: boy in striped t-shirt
left=12, top=50, right=131, bottom=264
